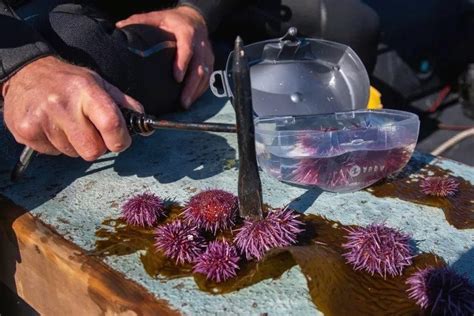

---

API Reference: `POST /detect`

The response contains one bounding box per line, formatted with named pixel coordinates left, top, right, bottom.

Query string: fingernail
left=116, top=22, right=123, bottom=28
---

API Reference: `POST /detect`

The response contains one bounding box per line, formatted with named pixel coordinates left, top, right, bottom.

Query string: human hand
left=116, top=6, right=214, bottom=109
left=2, top=56, right=144, bottom=161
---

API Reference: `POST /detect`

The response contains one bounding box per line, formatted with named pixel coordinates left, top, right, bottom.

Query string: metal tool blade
left=10, top=146, right=36, bottom=182
left=232, top=36, right=264, bottom=220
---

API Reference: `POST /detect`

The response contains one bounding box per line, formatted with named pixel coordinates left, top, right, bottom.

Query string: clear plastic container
left=210, top=29, right=370, bottom=117
left=255, top=109, right=420, bottom=193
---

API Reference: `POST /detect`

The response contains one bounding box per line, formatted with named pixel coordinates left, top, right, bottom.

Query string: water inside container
left=256, top=145, right=415, bottom=192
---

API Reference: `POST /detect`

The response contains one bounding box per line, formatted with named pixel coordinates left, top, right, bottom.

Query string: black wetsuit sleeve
left=0, top=10, right=55, bottom=83
left=177, top=0, right=249, bottom=33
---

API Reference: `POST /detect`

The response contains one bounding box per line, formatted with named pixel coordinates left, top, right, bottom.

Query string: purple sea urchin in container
left=289, top=147, right=412, bottom=192
left=406, top=267, right=474, bottom=315
left=234, top=208, right=304, bottom=261
left=342, top=223, right=414, bottom=278
left=193, top=240, right=240, bottom=283
left=255, top=110, right=419, bottom=193
left=183, top=189, right=238, bottom=233
left=121, top=192, right=165, bottom=227
left=420, top=176, right=459, bottom=197
left=154, top=220, right=205, bottom=265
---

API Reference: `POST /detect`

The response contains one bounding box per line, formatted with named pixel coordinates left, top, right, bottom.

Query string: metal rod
left=121, top=108, right=237, bottom=134
left=150, top=120, right=236, bottom=133
left=10, top=147, right=36, bottom=182
left=232, top=36, right=264, bottom=220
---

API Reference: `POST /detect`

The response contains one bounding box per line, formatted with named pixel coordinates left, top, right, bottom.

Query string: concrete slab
left=0, top=93, right=473, bottom=315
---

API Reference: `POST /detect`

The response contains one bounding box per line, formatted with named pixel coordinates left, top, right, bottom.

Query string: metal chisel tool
left=232, top=36, right=264, bottom=220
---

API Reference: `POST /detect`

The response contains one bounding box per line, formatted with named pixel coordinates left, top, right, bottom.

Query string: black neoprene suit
left=0, top=0, right=379, bottom=115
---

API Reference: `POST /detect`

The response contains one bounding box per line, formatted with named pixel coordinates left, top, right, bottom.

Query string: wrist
left=2, top=55, right=59, bottom=99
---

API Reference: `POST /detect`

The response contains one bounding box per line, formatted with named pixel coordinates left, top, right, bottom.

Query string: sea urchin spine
left=154, top=220, right=205, bottom=265
left=342, top=223, right=414, bottom=278
left=420, top=176, right=459, bottom=197
left=121, top=192, right=165, bottom=227
left=234, top=208, right=304, bottom=261
left=183, top=189, right=238, bottom=233
left=406, top=267, right=474, bottom=315
left=193, top=240, right=240, bottom=283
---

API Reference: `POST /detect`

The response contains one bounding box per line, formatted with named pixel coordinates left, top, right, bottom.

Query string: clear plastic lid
left=211, top=28, right=370, bottom=117
left=254, top=109, right=420, bottom=192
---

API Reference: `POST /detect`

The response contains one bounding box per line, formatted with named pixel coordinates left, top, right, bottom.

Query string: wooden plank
left=0, top=196, right=180, bottom=316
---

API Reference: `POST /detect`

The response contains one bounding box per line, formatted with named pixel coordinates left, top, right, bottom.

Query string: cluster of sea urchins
left=406, top=267, right=474, bottom=315
left=121, top=189, right=304, bottom=283
left=341, top=223, right=474, bottom=314
left=121, top=189, right=473, bottom=314
left=342, top=223, right=414, bottom=278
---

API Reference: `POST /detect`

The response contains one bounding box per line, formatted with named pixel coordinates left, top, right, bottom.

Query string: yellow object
left=367, top=86, right=383, bottom=109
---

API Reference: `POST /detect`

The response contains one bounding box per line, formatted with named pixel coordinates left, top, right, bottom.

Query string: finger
left=29, top=143, right=61, bottom=156
left=16, top=136, right=61, bottom=156
left=174, top=31, right=194, bottom=83
left=196, top=71, right=210, bottom=99
left=82, top=86, right=132, bottom=154
left=192, top=64, right=212, bottom=104
left=116, top=13, right=159, bottom=28
left=63, top=119, right=107, bottom=161
left=181, top=60, right=207, bottom=109
left=195, top=54, right=214, bottom=100
left=8, top=120, right=60, bottom=155
left=23, top=140, right=61, bottom=156
left=42, top=122, right=79, bottom=158
left=103, top=80, right=144, bottom=113
left=184, top=40, right=214, bottom=107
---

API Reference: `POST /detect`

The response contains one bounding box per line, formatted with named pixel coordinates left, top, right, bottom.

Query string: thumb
left=116, top=13, right=161, bottom=28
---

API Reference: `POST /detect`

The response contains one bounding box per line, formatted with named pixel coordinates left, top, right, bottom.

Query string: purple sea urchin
left=193, top=240, right=240, bottom=283
left=406, top=267, right=474, bottom=315
left=289, top=134, right=325, bottom=156
left=289, top=158, right=324, bottom=185
left=406, top=268, right=433, bottom=309
left=420, top=176, right=459, bottom=197
left=154, top=220, right=205, bottom=265
left=234, top=208, right=304, bottom=261
left=183, top=189, right=238, bottom=233
left=342, top=223, right=414, bottom=278
left=121, top=192, right=165, bottom=227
